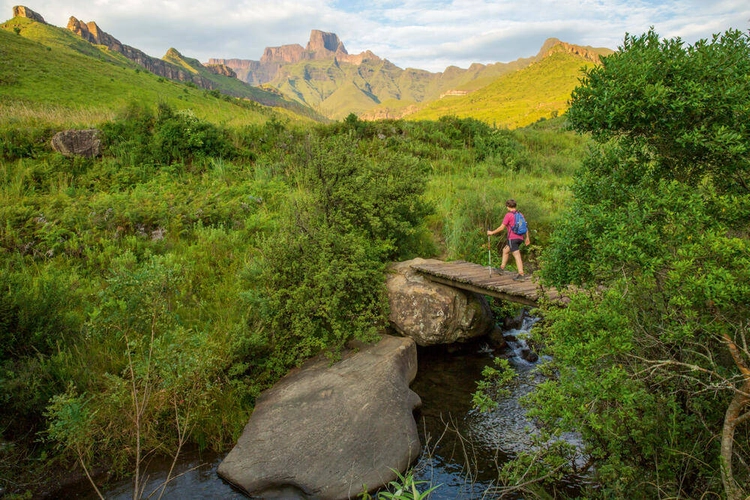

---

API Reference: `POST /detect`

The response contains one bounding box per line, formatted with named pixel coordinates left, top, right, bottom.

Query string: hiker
left=487, top=199, right=531, bottom=280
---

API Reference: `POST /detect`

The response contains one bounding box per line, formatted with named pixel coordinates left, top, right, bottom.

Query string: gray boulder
left=386, top=258, right=494, bottom=345
left=217, top=335, right=421, bottom=499
left=50, top=129, right=101, bottom=158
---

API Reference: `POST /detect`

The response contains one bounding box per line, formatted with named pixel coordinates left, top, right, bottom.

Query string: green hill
left=267, top=55, right=534, bottom=120
left=0, top=16, right=317, bottom=127
left=403, top=47, right=599, bottom=128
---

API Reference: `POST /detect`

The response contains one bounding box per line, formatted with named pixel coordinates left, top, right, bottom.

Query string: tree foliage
left=250, top=133, right=432, bottom=368
left=517, top=29, right=750, bottom=498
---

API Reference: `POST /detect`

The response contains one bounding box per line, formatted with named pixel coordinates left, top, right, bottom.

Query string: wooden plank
left=418, top=273, right=539, bottom=306
left=410, top=260, right=548, bottom=306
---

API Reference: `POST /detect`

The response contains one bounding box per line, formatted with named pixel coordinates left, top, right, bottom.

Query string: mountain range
left=210, top=31, right=612, bottom=121
left=6, top=5, right=614, bottom=126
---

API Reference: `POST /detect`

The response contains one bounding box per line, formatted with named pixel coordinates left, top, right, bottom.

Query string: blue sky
left=4, top=1, right=749, bottom=72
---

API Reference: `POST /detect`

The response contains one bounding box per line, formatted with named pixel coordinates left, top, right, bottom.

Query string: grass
left=418, top=116, right=588, bottom=269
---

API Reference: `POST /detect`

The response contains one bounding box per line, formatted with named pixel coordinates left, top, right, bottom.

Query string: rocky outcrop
left=217, top=335, right=421, bottom=500
left=50, top=129, right=101, bottom=158
left=66, top=17, right=217, bottom=89
left=203, top=64, right=236, bottom=78
left=211, top=30, right=382, bottom=86
left=307, top=30, right=347, bottom=55
left=12, top=5, right=46, bottom=23
left=207, top=58, right=274, bottom=85
left=386, top=258, right=494, bottom=346
left=261, top=43, right=306, bottom=64
left=538, top=38, right=612, bottom=64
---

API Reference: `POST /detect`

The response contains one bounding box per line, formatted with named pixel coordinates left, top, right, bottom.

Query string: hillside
left=0, top=9, right=320, bottom=126
left=393, top=47, right=599, bottom=128
left=361, top=39, right=612, bottom=127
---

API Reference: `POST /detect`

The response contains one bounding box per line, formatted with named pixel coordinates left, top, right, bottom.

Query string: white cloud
left=3, top=0, right=748, bottom=72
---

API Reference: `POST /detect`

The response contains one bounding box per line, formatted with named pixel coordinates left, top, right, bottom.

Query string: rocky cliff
left=537, top=37, right=612, bottom=63
left=66, top=16, right=218, bottom=89
left=210, top=29, right=382, bottom=86
left=12, top=5, right=45, bottom=23
left=204, top=63, right=237, bottom=78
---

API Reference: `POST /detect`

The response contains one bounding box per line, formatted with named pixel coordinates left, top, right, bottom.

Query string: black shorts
left=506, top=238, right=523, bottom=252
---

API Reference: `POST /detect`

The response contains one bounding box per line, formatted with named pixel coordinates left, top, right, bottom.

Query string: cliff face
left=261, top=44, right=305, bottom=64
left=307, top=30, right=346, bottom=54
left=12, top=5, right=46, bottom=23
left=66, top=16, right=218, bottom=89
left=204, top=64, right=237, bottom=78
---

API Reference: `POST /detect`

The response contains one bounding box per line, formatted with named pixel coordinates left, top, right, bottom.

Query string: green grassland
left=0, top=17, right=316, bottom=128
left=405, top=48, right=596, bottom=128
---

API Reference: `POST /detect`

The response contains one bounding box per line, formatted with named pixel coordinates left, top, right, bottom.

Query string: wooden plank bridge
left=410, top=260, right=562, bottom=306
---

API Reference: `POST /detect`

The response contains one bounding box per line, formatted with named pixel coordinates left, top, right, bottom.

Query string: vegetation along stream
left=57, top=314, right=587, bottom=499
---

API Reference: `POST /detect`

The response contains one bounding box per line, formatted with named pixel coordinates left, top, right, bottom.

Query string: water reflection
left=55, top=448, right=246, bottom=499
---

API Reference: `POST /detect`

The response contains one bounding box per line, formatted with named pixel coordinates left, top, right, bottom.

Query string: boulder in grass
left=50, top=129, right=102, bottom=158
left=217, top=335, right=421, bottom=500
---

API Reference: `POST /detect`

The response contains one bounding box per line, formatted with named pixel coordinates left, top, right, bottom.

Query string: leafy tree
left=511, top=29, right=750, bottom=498
left=249, top=133, right=432, bottom=368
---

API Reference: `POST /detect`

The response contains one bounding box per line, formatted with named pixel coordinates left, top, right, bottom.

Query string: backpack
left=511, top=212, right=528, bottom=235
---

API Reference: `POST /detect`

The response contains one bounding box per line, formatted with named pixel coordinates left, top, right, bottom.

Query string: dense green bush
left=102, top=102, right=238, bottom=168
left=502, top=29, right=750, bottom=499
left=250, top=134, right=432, bottom=368
left=0, top=124, right=56, bottom=161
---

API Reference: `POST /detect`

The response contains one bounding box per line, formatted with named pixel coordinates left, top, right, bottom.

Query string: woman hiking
left=487, top=199, right=531, bottom=280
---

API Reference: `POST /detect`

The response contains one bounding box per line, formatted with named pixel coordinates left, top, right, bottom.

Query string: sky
left=5, top=0, right=750, bottom=72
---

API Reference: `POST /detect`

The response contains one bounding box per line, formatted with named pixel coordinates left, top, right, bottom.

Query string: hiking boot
left=513, top=274, right=525, bottom=281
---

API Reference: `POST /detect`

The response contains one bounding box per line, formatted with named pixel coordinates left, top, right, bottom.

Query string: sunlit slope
left=405, top=49, right=596, bottom=128
left=0, top=17, right=315, bottom=127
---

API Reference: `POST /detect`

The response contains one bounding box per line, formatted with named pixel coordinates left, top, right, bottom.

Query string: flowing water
left=409, top=315, right=555, bottom=499
left=55, top=316, right=577, bottom=499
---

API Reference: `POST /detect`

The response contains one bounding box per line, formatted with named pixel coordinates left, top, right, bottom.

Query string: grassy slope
left=318, top=82, right=379, bottom=120
left=405, top=49, right=595, bottom=128
left=0, top=17, right=314, bottom=127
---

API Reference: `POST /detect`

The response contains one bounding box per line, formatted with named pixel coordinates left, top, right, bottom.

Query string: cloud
left=3, top=0, right=748, bottom=72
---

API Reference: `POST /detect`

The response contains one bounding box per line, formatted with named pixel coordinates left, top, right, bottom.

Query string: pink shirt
left=503, top=211, right=524, bottom=241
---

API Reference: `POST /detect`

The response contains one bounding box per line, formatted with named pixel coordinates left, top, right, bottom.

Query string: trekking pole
left=488, top=234, right=492, bottom=277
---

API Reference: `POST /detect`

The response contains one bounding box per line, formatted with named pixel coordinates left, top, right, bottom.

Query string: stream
left=56, top=316, right=580, bottom=499
left=409, top=316, right=584, bottom=499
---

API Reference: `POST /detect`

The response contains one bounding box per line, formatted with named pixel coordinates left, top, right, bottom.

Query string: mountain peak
left=307, top=30, right=347, bottom=55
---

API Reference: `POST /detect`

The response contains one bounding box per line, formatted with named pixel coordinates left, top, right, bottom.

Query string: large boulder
left=217, top=335, right=421, bottom=500
left=50, top=129, right=102, bottom=158
left=387, top=258, right=494, bottom=345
